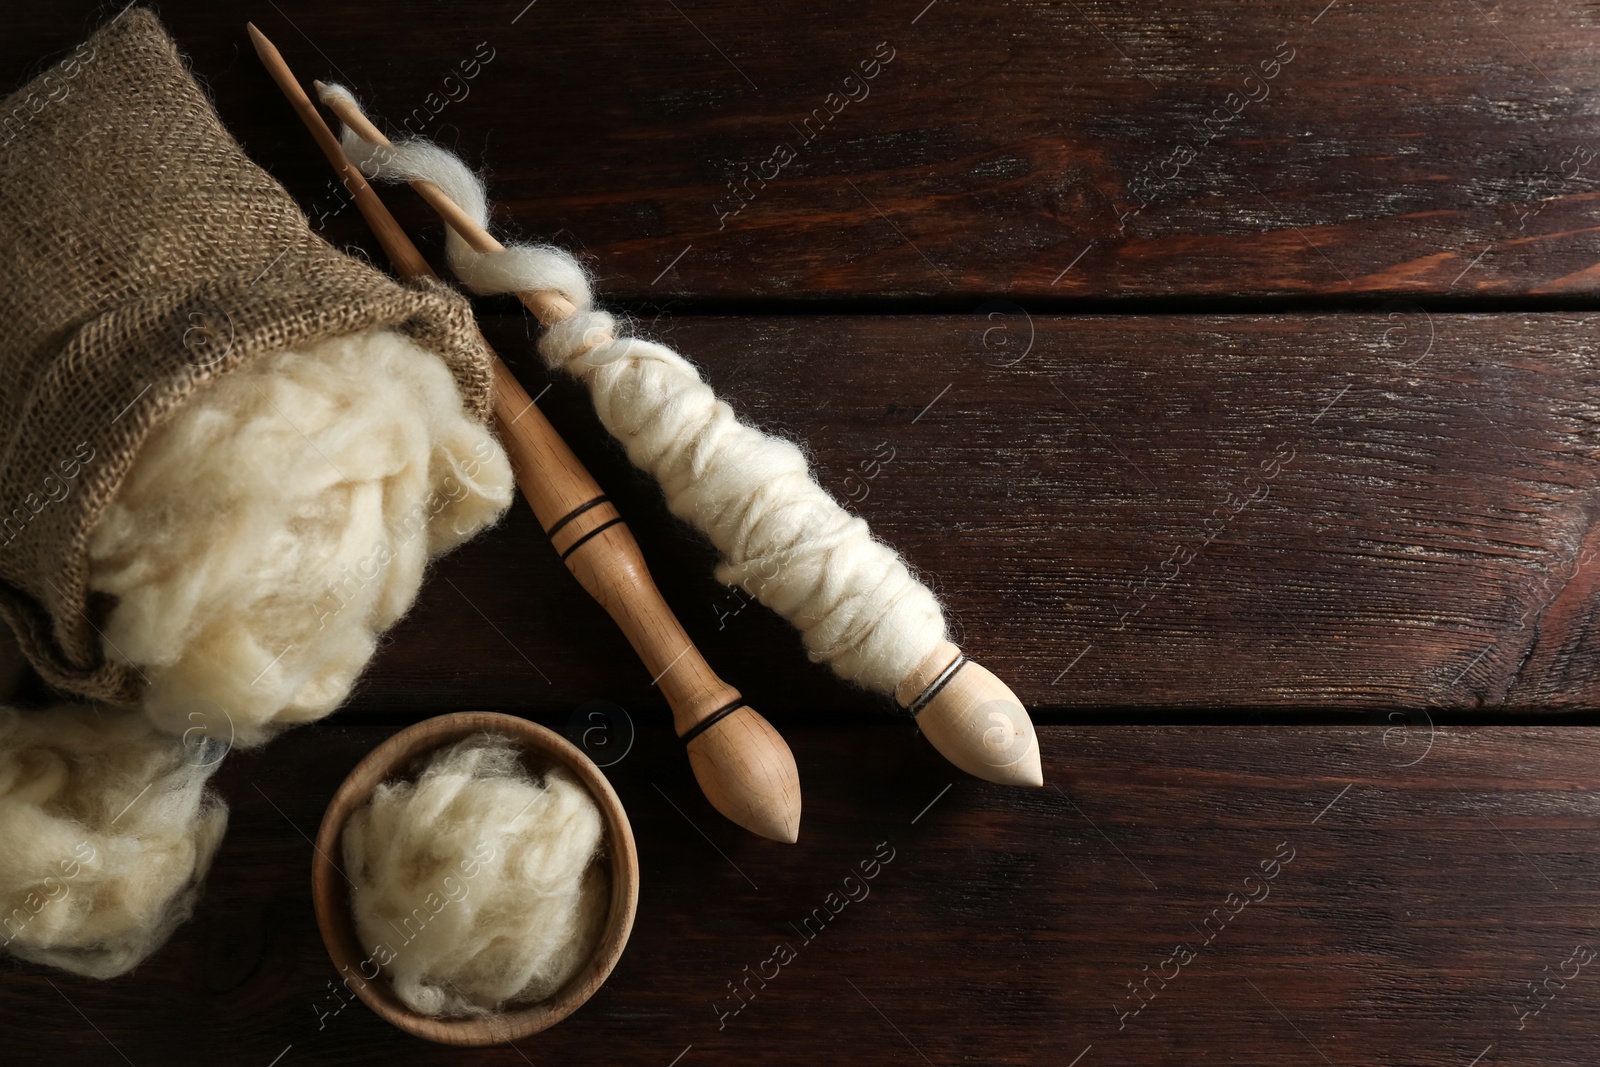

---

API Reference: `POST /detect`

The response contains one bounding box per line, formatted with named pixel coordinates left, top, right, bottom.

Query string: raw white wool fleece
left=343, top=734, right=608, bottom=1016
left=0, top=704, right=226, bottom=978
left=86, top=329, right=514, bottom=747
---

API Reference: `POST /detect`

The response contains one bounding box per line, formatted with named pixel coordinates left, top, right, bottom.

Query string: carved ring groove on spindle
left=544, top=495, right=611, bottom=539
left=548, top=500, right=624, bottom=559
left=559, top=518, right=626, bottom=562
left=903, top=651, right=968, bottom=716
left=677, top=698, right=748, bottom=743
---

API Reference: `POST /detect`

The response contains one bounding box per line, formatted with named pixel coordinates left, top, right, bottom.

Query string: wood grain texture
left=10, top=2, right=1600, bottom=301
left=4, top=722, right=1598, bottom=1066
left=6, top=8, right=1600, bottom=1066
left=328, top=311, right=1600, bottom=720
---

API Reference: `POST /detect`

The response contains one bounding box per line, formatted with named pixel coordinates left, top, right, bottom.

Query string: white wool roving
left=86, top=328, right=514, bottom=746
left=342, top=734, right=608, bottom=1016
left=0, top=704, right=227, bottom=978
left=324, top=85, right=947, bottom=697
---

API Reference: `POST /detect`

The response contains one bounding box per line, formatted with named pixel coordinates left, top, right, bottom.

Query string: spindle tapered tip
left=684, top=706, right=801, bottom=843
left=898, top=641, right=1044, bottom=788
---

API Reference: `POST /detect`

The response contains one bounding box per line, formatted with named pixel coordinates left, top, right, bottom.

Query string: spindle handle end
left=684, top=705, right=801, bottom=844
left=899, top=641, right=1044, bottom=788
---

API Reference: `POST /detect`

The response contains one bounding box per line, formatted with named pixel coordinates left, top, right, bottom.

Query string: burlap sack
left=0, top=9, right=494, bottom=704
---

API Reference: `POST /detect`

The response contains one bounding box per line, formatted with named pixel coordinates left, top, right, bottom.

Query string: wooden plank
left=6, top=8, right=1596, bottom=1067
left=328, top=311, right=1600, bottom=719
left=3, top=722, right=1597, bottom=1066
left=10, top=1, right=1600, bottom=300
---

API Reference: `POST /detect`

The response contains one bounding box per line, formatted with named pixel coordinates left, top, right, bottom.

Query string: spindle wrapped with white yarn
left=318, top=83, right=1042, bottom=787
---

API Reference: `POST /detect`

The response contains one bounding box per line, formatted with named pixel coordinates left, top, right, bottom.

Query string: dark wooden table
left=7, top=2, right=1600, bottom=1064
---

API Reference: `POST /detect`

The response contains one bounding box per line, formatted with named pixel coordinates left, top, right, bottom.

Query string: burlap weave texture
left=0, top=9, right=494, bottom=704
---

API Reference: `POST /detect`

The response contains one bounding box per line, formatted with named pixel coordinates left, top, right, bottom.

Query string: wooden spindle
left=248, top=23, right=801, bottom=842
left=312, top=83, right=1044, bottom=789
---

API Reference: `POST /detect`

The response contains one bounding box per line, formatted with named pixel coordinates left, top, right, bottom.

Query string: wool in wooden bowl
left=341, top=733, right=609, bottom=1017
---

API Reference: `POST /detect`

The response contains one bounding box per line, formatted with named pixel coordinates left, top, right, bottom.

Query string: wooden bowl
left=311, top=711, right=639, bottom=1046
